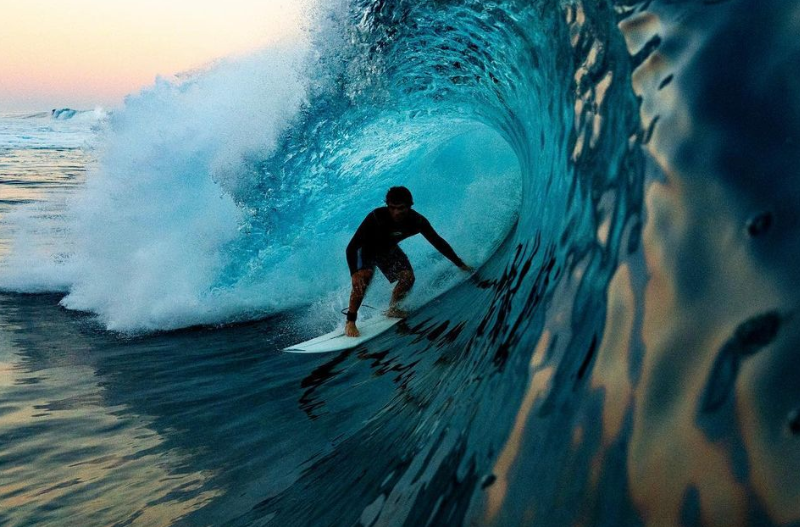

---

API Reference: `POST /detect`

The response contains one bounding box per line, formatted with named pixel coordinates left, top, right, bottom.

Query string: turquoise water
left=2, top=0, right=800, bottom=526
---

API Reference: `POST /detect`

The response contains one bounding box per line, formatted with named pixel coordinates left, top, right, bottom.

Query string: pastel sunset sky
left=0, top=0, right=305, bottom=112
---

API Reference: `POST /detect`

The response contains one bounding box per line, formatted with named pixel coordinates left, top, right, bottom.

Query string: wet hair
left=386, top=186, right=413, bottom=206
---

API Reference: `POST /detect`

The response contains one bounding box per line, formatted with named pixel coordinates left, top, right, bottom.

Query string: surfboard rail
left=284, top=315, right=402, bottom=353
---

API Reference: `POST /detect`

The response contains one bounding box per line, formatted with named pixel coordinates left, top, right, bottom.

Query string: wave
left=1, top=3, right=526, bottom=332
left=1, top=0, right=799, bottom=525
left=50, top=108, right=79, bottom=120
left=1, top=108, right=108, bottom=121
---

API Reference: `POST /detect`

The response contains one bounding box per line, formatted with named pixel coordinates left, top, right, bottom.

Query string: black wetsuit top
left=346, top=207, right=464, bottom=275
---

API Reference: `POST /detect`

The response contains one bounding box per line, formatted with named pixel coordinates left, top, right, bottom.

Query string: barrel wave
left=1, top=0, right=799, bottom=526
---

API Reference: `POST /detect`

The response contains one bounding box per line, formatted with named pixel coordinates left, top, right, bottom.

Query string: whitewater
left=1, top=0, right=799, bottom=526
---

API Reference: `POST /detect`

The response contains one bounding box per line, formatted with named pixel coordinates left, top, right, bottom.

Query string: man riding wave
left=345, top=186, right=472, bottom=337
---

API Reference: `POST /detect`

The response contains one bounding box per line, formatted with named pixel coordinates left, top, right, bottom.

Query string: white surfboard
left=284, top=315, right=403, bottom=353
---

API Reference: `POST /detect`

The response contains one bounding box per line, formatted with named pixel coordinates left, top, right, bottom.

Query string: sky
left=0, top=0, right=306, bottom=112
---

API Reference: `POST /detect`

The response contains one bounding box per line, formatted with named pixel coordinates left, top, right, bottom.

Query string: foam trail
left=1, top=41, right=312, bottom=331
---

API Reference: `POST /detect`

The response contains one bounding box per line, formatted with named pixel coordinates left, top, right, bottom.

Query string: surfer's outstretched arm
left=420, top=221, right=472, bottom=271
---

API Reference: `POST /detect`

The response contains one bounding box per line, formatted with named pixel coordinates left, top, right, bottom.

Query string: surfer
left=345, top=186, right=472, bottom=337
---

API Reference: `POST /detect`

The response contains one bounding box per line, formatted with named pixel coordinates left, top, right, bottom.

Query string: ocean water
left=1, top=0, right=799, bottom=526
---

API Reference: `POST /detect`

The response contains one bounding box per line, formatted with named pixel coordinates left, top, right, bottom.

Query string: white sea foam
left=1, top=39, right=313, bottom=330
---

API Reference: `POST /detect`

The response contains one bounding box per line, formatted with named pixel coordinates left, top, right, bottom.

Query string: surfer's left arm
left=419, top=220, right=473, bottom=272
left=346, top=214, right=374, bottom=275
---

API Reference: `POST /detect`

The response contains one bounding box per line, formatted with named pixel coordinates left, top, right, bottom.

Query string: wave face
left=1, top=0, right=800, bottom=526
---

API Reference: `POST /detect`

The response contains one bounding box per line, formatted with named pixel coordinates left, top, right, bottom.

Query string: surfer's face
left=387, top=202, right=411, bottom=222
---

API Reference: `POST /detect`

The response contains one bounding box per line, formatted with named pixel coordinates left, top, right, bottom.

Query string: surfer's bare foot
left=385, top=306, right=408, bottom=318
left=345, top=321, right=360, bottom=337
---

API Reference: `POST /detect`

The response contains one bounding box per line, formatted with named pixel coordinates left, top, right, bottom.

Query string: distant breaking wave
left=7, top=108, right=108, bottom=121
left=50, top=108, right=79, bottom=120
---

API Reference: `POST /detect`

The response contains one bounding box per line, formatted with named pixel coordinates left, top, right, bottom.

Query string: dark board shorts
left=354, top=246, right=412, bottom=283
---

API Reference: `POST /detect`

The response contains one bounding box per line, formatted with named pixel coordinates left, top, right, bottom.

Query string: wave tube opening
left=238, top=118, right=525, bottom=334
